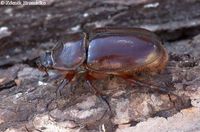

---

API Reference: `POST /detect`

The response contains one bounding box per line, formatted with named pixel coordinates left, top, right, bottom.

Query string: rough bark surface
left=0, top=0, right=200, bottom=132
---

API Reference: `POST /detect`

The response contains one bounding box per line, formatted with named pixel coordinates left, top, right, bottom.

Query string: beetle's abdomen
left=87, top=28, right=163, bottom=72
left=51, top=33, right=86, bottom=70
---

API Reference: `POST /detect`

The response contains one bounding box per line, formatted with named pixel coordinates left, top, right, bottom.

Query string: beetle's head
left=36, top=51, right=53, bottom=75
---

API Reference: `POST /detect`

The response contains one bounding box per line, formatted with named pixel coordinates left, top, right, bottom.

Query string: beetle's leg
left=119, top=74, right=171, bottom=93
left=42, top=69, right=49, bottom=78
left=57, top=79, right=68, bottom=96
left=86, top=79, right=112, bottom=117
left=85, top=73, right=112, bottom=117
left=120, top=75, right=183, bottom=110
left=126, top=78, right=171, bottom=93
left=56, top=72, right=75, bottom=96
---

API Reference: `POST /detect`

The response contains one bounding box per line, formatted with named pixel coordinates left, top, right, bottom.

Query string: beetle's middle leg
left=56, top=71, right=75, bottom=96
left=85, top=73, right=112, bottom=117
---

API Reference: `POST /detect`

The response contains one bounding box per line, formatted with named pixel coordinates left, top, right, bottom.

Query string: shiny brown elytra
left=37, top=27, right=168, bottom=94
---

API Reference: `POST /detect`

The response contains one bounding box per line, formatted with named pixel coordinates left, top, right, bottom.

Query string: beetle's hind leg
left=121, top=76, right=184, bottom=110
left=126, top=78, right=172, bottom=94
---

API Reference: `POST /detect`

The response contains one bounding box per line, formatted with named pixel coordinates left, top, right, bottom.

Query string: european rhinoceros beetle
left=37, top=27, right=168, bottom=96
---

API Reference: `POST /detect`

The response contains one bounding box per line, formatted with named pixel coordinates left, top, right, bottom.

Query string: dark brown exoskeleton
left=37, top=27, right=168, bottom=109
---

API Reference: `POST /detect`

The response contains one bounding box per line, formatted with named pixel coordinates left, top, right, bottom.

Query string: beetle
left=36, top=27, right=168, bottom=96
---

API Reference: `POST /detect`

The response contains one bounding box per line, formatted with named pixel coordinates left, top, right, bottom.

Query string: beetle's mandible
left=37, top=27, right=168, bottom=93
